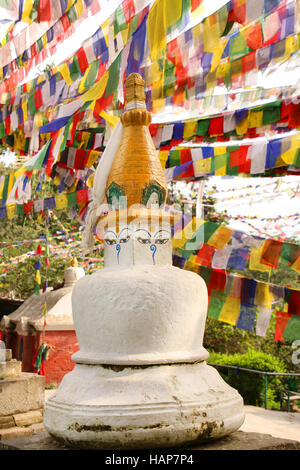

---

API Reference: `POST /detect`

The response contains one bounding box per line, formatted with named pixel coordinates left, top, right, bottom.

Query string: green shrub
left=208, top=350, right=287, bottom=408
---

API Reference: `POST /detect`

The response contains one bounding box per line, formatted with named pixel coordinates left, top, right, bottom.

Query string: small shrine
left=0, top=260, right=84, bottom=386
left=44, top=74, right=244, bottom=449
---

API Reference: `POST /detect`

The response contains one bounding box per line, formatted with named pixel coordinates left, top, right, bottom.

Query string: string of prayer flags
left=161, top=133, right=300, bottom=181
left=172, top=215, right=300, bottom=277
left=173, top=254, right=300, bottom=339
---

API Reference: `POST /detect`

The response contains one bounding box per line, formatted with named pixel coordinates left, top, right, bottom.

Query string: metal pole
left=264, top=375, right=268, bottom=409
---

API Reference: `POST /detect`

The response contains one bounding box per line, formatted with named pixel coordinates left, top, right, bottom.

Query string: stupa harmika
left=44, top=73, right=244, bottom=449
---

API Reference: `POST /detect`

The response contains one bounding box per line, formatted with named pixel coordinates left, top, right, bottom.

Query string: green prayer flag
left=67, top=4, right=77, bottom=24
left=70, top=55, right=81, bottom=82
left=105, top=53, right=121, bottom=97
left=169, top=150, right=180, bottom=167
left=1, top=175, right=9, bottom=200
left=128, top=14, right=138, bottom=40
left=67, top=192, right=77, bottom=207
left=196, top=119, right=210, bottom=136
left=84, top=59, right=100, bottom=88
left=28, top=94, right=36, bottom=116
left=207, top=290, right=227, bottom=320
left=230, top=34, right=248, bottom=59
left=204, top=221, right=219, bottom=243
left=16, top=204, right=24, bottom=216
left=114, top=5, right=127, bottom=35
left=34, top=283, right=40, bottom=296
left=282, top=315, right=300, bottom=341
left=0, top=121, right=5, bottom=139
left=262, top=102, right=281, bottom=125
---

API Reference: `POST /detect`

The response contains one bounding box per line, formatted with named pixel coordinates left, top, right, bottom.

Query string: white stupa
left=44, top=74, right=244, bottom=449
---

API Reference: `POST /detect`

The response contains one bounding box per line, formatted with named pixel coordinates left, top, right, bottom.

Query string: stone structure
left=0, top=347, right=44, bottom=436
left=0, top=261, right=85, bottom=385
left=44, top=74, right=245, bottom=449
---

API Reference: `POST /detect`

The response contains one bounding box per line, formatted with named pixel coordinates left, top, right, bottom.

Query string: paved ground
left=45, top=389, right=300, bottom=443
left=239, top=405, right=300, bottom=442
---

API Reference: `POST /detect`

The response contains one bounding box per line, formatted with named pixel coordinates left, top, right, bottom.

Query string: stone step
left=0, top=423, right=45, bottom=441
left=0, top=409, right=43, bottom=429
left=13, top=409, right=43, bottom=427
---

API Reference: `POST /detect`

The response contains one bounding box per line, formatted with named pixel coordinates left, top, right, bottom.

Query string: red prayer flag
left=34, top=89, right=43, bottom=110
left=287, top=291, right=300, bottom=316
left=38, top=0, right=51, bottom=22
left=195, top=244, right=215, bottom=268
left=208, top=117, right=224, bottom=136
left=76, top=48, right=89, bottom=74
left=36, top=244, right=43, bottom=255
left=260, top=240, right=282, bottom=268
left=275, top=311, right=291, bottom=341
left=207, top=269, right=227, bottom=295
left=76, top=189, right=89, bottom=204
left=288, top=103, right=300, bottom=127
left=244, top=23, right=263, bottom=50
left=191, top=0, right=202, bottom=11
left=24, top=201, right=33, bottom=214
left=123, top=0, right=135, bottom=23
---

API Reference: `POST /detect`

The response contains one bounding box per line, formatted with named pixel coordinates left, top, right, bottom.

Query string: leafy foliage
left=208, top=349, right=288, bottom=409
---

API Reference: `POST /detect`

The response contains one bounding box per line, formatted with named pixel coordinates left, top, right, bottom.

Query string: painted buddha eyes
left=155, top=238, right=169, bottom=245
left=119, top=236, right=130, bottom=244
left=137, top=237, right=151, bottom=244
left=104, top=229, right=131, bottom=246
left=105, top=239, right=117, bottom=246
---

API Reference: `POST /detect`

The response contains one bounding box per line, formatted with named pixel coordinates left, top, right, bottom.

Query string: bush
left=208, top=350, right=287, bottom=409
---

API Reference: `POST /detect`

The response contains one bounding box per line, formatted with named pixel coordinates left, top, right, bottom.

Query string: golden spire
left=106, top=74, right=167, bottom=210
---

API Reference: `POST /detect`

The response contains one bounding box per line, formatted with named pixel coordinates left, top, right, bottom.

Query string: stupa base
left=44, top=361, right=244, bottom=450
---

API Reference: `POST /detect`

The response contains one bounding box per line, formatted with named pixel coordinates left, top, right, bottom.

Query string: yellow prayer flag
left=183, top=120, right=197, bottom=140
left=236, top=116, right=249, bottom=136
left=214, top=146, right=227, bottom=156
left=148, top=0, right=167, bottom=60
left=280, top=135, right=299, bottom=165
left=194, top=157, right=211, bottom=176
left=207, top=225, right=233, bottom=250
left=41, top=302, right=47, bottom=316
left=86, top=150, right=100, bottom=168
left=75, top=0, right=83, bottom=17
left=203, top=15, right=220, bottom=52
left=6, top=203, right=16, bottom=219
left=248, top=110, right=263, bottom=128
left=59, top=63, right=73, bottom=86
left=291, top=256, right=300, bottom=273
left=36, top=270, right=41, bottom=285
left=55, top=194, right=68, bottom=210
left=211, top=39, right=229, bottom=72
left=21, top=0, right=33, bottom=22
left=215, top=166, right=226, bottom=176
left=172, top=218, right=205, bottom=249
left=99, top=110, right=118, bottom=129
left=158, top=150, right=169, bottom=169
left=166, top=0, right=182, bottom=29
left=7, top=173, right=15, bottom=198
left=254, top=282, right=273, bottom=309
left=249, top=245, right=272, bottom=273
left=218, top=297, right=241, bottom=325
left=82, top=71, right=109, bottom=102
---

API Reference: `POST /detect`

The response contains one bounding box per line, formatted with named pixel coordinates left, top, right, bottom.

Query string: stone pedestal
left=44, top=267, right=245, bottom=449
left=0, top=350, right=45, bottom=438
